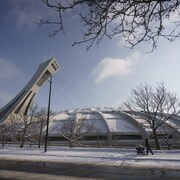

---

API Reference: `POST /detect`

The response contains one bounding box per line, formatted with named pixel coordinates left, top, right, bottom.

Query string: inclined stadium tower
left=0, top=57, right=60, bottom=123
left=0, top=58, right=180, bottom=147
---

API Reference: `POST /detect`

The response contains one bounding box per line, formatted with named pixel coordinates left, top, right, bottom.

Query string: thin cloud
left=6, top=0, right=48, bottom=31
left=15, top=9, right=41, bottom=31
left=11, top=1, right=43, bottom=31
left=0, top=58, right=21, bottom=80
left=92, top=51, right=142, bottom=83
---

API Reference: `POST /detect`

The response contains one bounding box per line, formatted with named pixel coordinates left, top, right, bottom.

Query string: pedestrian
left=145, top=139, right=153, bottom=155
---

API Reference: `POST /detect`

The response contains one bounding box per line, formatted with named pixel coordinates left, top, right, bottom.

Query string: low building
left=47, top=107, right=180, bottom=148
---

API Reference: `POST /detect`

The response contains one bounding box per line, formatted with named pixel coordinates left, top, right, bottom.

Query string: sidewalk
left=0, top=146, right=180, bottom=171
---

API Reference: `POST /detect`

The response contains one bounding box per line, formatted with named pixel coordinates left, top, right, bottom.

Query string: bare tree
left=58, top=116, right=97, bottom=148
left=158, top=124, right=177, bottom=150
left=40, top=0, right=180, bottom=51
left=0, top=123, right=12, bottom=147
left=35, top=108, right=47, bottom=148
left=6, top=103, right=39, bottom=148
left=124, top=82, right=180, bottom=150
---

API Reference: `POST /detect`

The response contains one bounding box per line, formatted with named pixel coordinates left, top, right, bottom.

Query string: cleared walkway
left=0, top=145, right=180, bottom=179
left=0, top=160, right=180, bottom=180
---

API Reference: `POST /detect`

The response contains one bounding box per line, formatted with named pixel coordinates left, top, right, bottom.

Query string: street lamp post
left=44, top=75, right=52, bottom=152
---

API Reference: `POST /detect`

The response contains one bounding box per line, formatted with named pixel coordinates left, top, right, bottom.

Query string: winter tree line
left=0, top=103, right=99, bottom=149
left=0, top=82, right=180, bottom=150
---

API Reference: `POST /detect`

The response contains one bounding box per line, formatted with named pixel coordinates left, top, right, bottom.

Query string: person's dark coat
left=145, top=139, right=153, bottom=155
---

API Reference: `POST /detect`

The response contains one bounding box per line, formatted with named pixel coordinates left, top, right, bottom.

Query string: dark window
left=150, top=134, right=173, bottom=139
left=37, top=70, right=51, bottom=87
left=112, top=135, right=142, bottom=140
left=15, top=91, right=32, bottom=114
left=82, top=135, right=108, bottom=141
left=48, top=137, right=68, bottom=141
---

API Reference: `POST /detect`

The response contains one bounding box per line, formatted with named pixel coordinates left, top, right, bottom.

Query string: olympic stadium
left=46, top=107, right=180, bottom=147
left=0, top=58, right=180, bottom=148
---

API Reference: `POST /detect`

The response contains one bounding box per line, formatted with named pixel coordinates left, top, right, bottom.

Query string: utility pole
left=44, top=75, right=52, bottom=152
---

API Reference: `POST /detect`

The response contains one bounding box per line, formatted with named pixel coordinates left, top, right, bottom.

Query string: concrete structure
left=0, top=57, right=60, bottom=123
left=47, top=107, right=180, bottom=147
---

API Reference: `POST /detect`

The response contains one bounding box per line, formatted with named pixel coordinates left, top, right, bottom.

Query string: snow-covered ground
left=0, top=145, right=180, bottom=171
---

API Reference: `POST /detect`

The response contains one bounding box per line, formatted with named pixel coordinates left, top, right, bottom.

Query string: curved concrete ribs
left=0, top=57, right=60, bottom=123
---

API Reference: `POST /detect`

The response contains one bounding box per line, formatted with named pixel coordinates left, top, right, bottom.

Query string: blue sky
left=1, top=0, right=180, bottom=112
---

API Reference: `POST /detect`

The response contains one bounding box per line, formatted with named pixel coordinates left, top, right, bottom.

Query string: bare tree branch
left=40, top=0, right=180, bottom=51
left=57, top=115, right=98, bottom=148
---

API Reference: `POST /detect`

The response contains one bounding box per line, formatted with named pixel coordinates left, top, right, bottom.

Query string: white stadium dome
left=47, top=107, right=180, bottom=147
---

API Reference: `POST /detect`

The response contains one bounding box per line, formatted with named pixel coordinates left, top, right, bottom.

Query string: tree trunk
left=2, top=138, right=5, bottom=147
left=20, top=137, right=25, bottom=148
left=20, top=131, right=26, bottom=148
left=70, top=141, right=73, bottom=148
left=153, top=129, right=160, bottom=150
left=38, top=137, right=41, bottom=148
left=38, top=130, right=42, bottom=148
left=38, top=122, right=44, bottom=148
